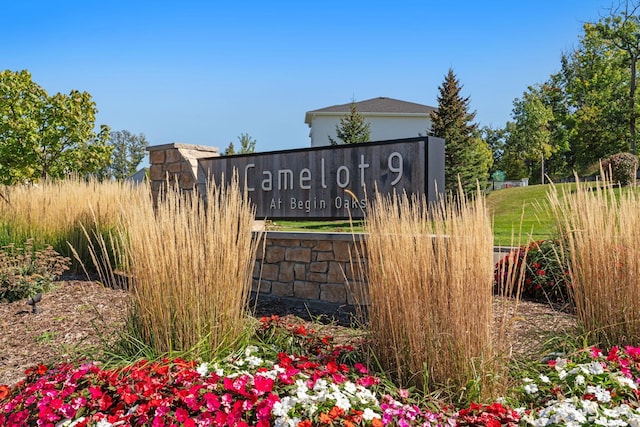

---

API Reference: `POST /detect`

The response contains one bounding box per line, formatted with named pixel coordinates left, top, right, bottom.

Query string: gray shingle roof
left=308, top=97, right=436, bottom=114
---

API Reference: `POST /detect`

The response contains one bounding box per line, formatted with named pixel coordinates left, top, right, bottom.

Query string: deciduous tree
left=106, top=130, right=149, bottom=180
left=0, top=70, right=110, bottom=184
left=593, top=0, right=640, bottom=154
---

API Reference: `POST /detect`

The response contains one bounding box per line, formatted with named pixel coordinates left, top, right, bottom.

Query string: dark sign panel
left=197, top=137, right=444, bottom=219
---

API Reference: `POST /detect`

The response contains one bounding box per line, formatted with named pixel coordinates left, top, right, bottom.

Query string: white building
left=304, top=97, right=437, bottom=147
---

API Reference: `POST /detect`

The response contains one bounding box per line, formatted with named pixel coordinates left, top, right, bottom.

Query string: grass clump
left=363, top=188, right=498, bottom=402
left=549, top=177, right=640, bottom=347
left=89, top=176, right=260, bottom=361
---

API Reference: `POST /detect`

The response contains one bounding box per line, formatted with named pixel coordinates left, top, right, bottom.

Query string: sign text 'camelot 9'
left=197, top=137, right=444, bottom=219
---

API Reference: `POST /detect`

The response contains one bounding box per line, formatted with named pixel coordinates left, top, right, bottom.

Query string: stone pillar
left=147, top=143, right=220, bottom=200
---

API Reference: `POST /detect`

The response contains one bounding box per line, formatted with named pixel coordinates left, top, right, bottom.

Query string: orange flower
left=371, top=418, right=384, bottom=427
left=319, top=412, right=332, bottom=424
left=0, top=385, right=9, bottom=400
left=297, top=421, right=312, bottom=427
left=329, top=406, right=344, bottom=419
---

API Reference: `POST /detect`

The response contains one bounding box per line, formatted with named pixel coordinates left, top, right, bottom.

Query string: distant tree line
left=486, top=1, right=640, bottom=184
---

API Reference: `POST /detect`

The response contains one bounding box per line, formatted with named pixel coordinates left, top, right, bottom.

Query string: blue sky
left=3, top=1, right=611, bottom=157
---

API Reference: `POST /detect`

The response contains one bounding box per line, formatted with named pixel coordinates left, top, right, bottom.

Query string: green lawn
left=269, top=184, right=578, bottom=246
left=486, top=183, right=566, bottom=246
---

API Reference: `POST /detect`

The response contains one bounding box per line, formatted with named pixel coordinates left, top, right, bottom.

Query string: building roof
left=304, top=97, right=437, bottom=125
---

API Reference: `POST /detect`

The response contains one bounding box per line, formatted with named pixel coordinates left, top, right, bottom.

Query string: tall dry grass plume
left=363, top=187, right=496, bottom=399
left=0, top=177, right=146, bottom=268
left=549, top=177, right=640, bottom=347
left=92, top=176, right=260, bottom=359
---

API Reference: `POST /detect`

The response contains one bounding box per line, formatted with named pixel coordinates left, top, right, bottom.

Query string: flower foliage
left=0, top=315, right=530, bottom=427
left=495, top=240, right=570, bottom=305
left=517, top=345, right=640, bottom=426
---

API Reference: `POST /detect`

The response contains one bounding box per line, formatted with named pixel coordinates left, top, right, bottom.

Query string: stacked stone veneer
left=147, top=143, right=220, bottom=199
left=145, top=143, right=369, bottom=310
left=252, top=232, right=368, bottom=308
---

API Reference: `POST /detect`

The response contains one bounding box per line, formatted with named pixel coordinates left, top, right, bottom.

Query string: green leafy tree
left=509, top=88, right=554, bottom=183
left=106, top=130, right=149, bottom=180
left=0, top=70, right=111, bottom=184
left=593, top=1, right=640, bottom=154
left=431, top=68, right=490, bottom=193
left=500, top=122, right=529, bottom=179
left=329, top=101, right=371, bottom=145
left=563, top=23, right=630, bottom=172
left=224, top=133, right=256, bottom=155
left=482, top=125, right=508, bottom=177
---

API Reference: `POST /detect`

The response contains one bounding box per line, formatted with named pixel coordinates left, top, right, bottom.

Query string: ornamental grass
left=363, top=187, right=497, bottom=400
left=549, top=177, right=640, bottom=347
left=0, top=177, right=144, bottom=269
left=87, top=176, right=260, bottom=360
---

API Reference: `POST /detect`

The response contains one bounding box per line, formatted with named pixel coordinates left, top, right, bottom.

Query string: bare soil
left=0, top=280, right=578, bottom=387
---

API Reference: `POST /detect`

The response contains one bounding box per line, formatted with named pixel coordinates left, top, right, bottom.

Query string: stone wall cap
left=147, top=143, right=219, bottom=152
left=258, top=231, right=365, bottom=241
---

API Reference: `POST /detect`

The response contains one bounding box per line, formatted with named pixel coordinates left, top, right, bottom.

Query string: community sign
left=197, top=137, right=444, bottom=219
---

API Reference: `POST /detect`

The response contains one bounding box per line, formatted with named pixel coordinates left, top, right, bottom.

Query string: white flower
left=362, top=408, right=379, bottom=421
left=617, top=375, right=638, bottom=390
left=555, top=358, right=568, bottom=371
left=524, top=383, right=539, bottom=394
left=540, top=374, right=550, bottom=383
left=534, top=399, right=587, bottom=425
left=196, top=362, right=209, bottom=377
left=246, top=355, right=264, bottom=367
left=586, top=385, right=611, bottom=403
left=211, top=362, right=224, bottom=376
left=580, top=399, right=598, bottom=414
left=343, top=381, right=357, bottom=395
left=56, top=418, right=87, bottom=427
left=575, top=374, right=585, bottom=386
left=313, top=378, right=328, bottom=392
left=588, top=361, right=605, bottom=375
left=558, top=369, right=568, bottom=380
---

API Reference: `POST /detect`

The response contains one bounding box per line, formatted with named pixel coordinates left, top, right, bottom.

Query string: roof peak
left=305, top=97, right=436, bottom=124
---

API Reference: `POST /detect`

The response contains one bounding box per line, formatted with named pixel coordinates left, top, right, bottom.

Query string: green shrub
left=495, top=239, right=570, bottom=306
left=0, top=239, right=71, bottom=302
left=602, top=152, right=638, bottom=186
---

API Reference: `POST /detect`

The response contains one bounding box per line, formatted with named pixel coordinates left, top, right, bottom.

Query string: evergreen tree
left=329, top=101, right=371, bottom=145
left=224, top=133, right=256, bottom=155
left=224, top=141, right=235, bottom=155
left=430, top=69, right=490, bottom=193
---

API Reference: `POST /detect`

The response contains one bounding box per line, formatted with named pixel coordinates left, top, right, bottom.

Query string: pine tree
left=329, top=101, right=371, bottom=145
left=431, top=68, right=490, bottom=193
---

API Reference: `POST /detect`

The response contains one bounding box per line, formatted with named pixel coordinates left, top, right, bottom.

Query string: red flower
left=253, top=375, right=274, bottom=394
left=298, top=421, right=313, bottom=427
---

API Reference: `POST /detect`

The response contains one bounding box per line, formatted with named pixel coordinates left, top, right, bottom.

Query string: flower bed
left=2, top=316, right=640, bottom=426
